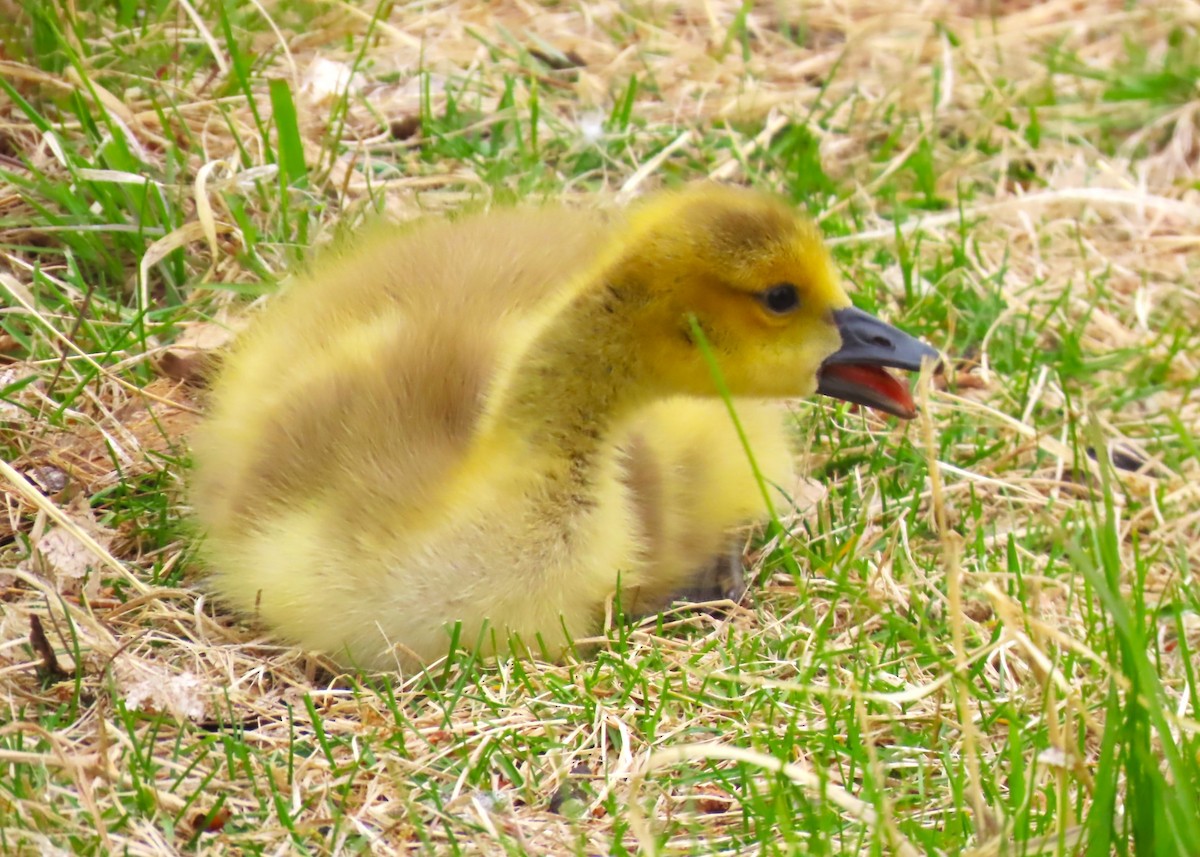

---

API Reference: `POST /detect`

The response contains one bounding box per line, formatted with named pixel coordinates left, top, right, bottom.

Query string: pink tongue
left=825, top=363, right=916, bottom=418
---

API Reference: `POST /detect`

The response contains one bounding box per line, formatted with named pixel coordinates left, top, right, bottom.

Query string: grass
left=1, top=0, right=1198, bottom=854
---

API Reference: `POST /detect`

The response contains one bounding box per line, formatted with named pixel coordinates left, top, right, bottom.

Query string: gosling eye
left=757, top=282, right=802, bottom=316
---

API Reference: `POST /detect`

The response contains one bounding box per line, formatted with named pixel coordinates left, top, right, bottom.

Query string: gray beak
left=816, top=307, right=941, bottom=419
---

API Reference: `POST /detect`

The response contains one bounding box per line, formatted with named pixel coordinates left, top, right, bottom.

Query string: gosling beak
left=817, top=306, right=941, bottom=419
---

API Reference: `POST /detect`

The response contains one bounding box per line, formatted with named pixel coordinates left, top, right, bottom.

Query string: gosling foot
left=666, top=544, right=747, bottom=607
left=620, top=542, right=748, bottom=622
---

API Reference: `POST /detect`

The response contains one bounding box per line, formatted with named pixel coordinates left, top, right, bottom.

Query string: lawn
left=1, top=0, right=1198, bottom=854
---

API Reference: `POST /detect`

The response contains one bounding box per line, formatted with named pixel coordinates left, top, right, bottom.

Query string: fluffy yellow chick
left=191, top=185, right=937, bottom=670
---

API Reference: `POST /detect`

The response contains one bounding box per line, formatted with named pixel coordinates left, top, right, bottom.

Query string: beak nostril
left=871, top=335, right=891, bottom=348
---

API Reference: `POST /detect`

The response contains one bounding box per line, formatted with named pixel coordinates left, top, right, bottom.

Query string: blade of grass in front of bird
left=686, top=314, right=805, bottom=585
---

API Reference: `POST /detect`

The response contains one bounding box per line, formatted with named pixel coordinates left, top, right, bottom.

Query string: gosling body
left=192, top=186, right=932, bottom=670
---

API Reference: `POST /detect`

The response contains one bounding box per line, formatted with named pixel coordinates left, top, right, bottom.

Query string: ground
left=0, top=0, right=1198, bottom=854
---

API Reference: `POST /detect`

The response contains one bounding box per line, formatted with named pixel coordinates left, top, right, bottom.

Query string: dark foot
left=620, top=542, right=748, bottom=622
left=667, top=543, right=747, bottom=606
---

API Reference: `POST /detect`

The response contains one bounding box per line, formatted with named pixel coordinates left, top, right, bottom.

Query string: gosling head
left=611, top=185, right=939, bottom=418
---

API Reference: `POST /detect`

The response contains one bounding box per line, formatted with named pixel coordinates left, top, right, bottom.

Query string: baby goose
left=191, top=185, right=937, bottom=670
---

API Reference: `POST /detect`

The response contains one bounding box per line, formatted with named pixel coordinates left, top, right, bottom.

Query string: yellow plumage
left=191, top=185, right=930, bottom=670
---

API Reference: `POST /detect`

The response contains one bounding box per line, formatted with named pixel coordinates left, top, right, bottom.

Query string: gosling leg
left=621, top=540, right=747, bottom=621
left=666, top=541, right=747, bottom=606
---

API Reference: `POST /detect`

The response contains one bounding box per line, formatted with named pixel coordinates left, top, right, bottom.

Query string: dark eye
left=758, top=283, right=801, bottom=315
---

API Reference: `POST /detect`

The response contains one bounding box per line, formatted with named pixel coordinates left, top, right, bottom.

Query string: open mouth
left=816, top=306, right=941, bottom=420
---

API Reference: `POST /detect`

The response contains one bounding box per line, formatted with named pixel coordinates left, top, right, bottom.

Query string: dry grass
left=1, top=0, right=1198, bottom=854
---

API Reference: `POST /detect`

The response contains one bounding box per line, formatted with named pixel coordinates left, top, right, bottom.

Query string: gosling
left=190, top=185, right=937, bottom=670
